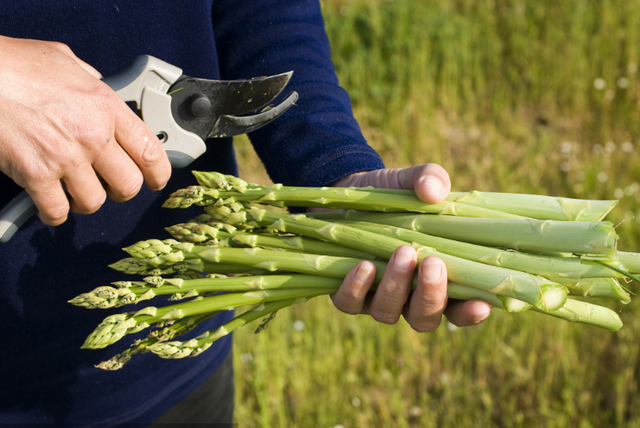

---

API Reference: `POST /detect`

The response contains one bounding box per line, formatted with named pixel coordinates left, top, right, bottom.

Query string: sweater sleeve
left=211, top=0, right=385, bottom=187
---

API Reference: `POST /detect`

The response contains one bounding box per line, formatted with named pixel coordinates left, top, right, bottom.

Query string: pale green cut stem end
left=447, top=282, right=622, bottom=331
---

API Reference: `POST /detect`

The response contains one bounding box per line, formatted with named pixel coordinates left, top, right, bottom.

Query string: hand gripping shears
left=0, top=55, right=298, bottom=243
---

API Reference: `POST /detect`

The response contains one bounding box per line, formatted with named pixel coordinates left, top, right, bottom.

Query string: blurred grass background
left=231, top=1, right=640, bottom=426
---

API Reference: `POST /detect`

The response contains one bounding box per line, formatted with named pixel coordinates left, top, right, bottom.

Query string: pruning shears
left=0, top=54, right=298, bottom=243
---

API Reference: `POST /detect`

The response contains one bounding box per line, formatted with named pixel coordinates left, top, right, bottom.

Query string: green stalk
left=166, top=220, right=378, bottom=260
left=230, top=233, right=378, bottom=260
left=207, top=207, right=568, bottom=311
left=165, top=171, right=616, bottom=221
left=108, top=257, right=270, bottom=276
left=81, top=287, right=331, bottom=349
left=561, top=278, right=630, bottom=302
left=446, top=191, right=617, bottom=221
left=164, top=172, right=528, bottom=219
left=121, top=240, right=389, bottom=283
left=95, top=312, right=218, bottom=370
left=307, top=211, right=618, bottom=256
left=146, top=298, right=302, bottom=359
left=164, top=183, right=525, bottom=219
left=70, top=274, right=344, bottom=309
left=447, top=282, right=623, bottom=331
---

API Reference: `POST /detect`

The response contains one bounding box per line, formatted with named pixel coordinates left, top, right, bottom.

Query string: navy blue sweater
left=0, top=0, right=384, bottom=425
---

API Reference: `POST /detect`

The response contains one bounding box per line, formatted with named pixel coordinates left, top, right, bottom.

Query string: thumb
left=397, top=163, right=451, bottom=203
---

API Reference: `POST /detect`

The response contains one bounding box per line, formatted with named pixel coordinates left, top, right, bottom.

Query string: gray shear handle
left=0, top=55, right=184, bottom=243
left=0, top=191, right=38, bottom=243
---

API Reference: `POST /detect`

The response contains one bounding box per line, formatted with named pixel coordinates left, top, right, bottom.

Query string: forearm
left=211, top=0, right=384, bottom=186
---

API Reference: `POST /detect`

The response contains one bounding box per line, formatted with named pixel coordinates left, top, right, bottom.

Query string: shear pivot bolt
left=188, top=93, right=212, bottom=117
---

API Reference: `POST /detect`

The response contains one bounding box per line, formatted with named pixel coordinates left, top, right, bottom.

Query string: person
left=0, top=1, right=491, bottom=425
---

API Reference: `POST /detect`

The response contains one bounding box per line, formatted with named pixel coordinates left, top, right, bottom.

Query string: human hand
left=329, top=164, right=492, bottom=331
left=0, top=36, right=171, bottom=226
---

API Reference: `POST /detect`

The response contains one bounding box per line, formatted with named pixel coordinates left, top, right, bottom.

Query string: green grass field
left=232, top=1, right=640, bottom=426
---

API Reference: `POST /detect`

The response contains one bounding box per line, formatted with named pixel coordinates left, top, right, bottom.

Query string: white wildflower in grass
left=614, top=188, right=625, bottom=199
left=560, top=162, right=571, bottom=172
left=605, top=89, right=615, bottom=101
left=598, top=172, right=608, bottom=183
left=605, top=141, right=616, bottom=153
left=622, top=141, right=634, bottom=153
left=593, top=144, right=603, bottom=154
left=447, top=321, right=458, bottom=332
left=561, top=141, right=572, bottom=157
left=409, top=405, right=423, bottom=418
left=240, top=353, right=253, bottom=364
left=617, top=77, right=630, bottom=88
left=293, top=320, right=305, bottom=331
left=351, top=397, right=361, bottom=407
left=594, top=78, right=607, bottom=90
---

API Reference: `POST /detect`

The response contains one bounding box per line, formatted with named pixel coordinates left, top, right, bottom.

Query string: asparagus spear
left=163, top=171, right=616, bottom=221
left=307, top=211, right=618, bottom=256
left=165, top=220, right=378, bottom=260
left=70, top=274, right=344, bottom=309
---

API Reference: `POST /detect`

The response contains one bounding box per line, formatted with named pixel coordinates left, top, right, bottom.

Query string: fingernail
left=356, top=262, right=374, bottom=281
left=471, top=310, right=491, bottom=324
left=394, top=247, right=415, bottom=269
left=420, top=175, right=443, bottom=196
left=421, top=261, right=442, bottom=282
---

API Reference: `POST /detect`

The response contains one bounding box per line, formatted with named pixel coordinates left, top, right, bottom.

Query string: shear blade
left=209, top=92, right=299, bottom=138
left=170, top=72, right=294, bottom=139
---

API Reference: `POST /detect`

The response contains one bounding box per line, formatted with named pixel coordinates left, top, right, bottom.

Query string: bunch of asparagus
left=70, top=171, right=640, bottom=370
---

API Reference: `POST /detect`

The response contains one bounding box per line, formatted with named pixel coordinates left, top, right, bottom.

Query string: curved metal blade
left=169, top=72, right=294, bottom=139
left=209, top=92, right=299, bottom=138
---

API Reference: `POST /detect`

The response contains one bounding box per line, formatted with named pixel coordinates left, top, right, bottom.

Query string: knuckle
left=113, top=175, right=143, bottom=201
left=331, top=290, right=362, bottom=315
left=77, top=122, right=110, bottom=149
left=45, top=41, right=75, bottom=58
left=88, top=84, right=118, bottom=112
left=49, top=41, right=72, bottom=53
left=140, top=133, right=164, bottom=165
left=341, top=284, right=366, bottom=303
left=371, top=310, right=400, bottom=325
left=336, top=304, right=360, bottom=316
left=417, top=289, right=448, bottom=312
left=76, top=191, right=106, bottom=214
left=39, top=202, right=69, bottom=226
left=380, top=280, right=408, bottom=299
left=410, top=319, right=442, bottom=333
